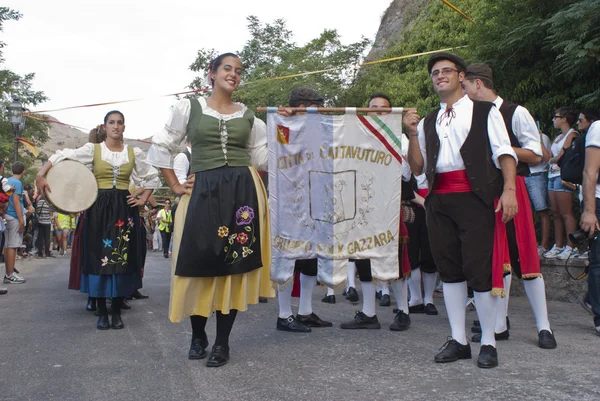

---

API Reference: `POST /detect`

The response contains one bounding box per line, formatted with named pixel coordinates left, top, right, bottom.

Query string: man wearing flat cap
left=404, top=52, right=518, bottom=368
left=462, top=63, right=557, bottom=350
left=274, top=88, right=334, bottom=334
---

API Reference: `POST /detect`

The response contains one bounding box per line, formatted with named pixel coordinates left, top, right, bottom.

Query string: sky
left=3, top=0, right=392, bottom=140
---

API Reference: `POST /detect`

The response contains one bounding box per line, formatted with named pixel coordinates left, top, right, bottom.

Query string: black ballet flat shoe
left=379, top=294, right=391, bottom=307
left=409, top=303, right=426, bottom=314
left=321, top=295, right=336, bottom=304
left=111, top=314, right=124, bottom=330
left=97, top=315, right=110, bottom=330
left=345, top=287, right=359, bottom=303
left=276, top=316, right=311, bottom=333
left=86, top=298, right=97, bottom=312
left=538, top=329, right=557, bottom=349
left=206, top=345, right=229, bottom=368
left=188, top=337, right=209, bottom=360
left=121, top=299, right=131, bottom=310
left=296, top=312, right=333, bottom=328
left=131, top=290, right=149, bottom=300
left=477, top=345, right=499, bottom=368
left=471, top=330, right=509, bottom=343
left=434, top=338, right=472, bottom=363
left=425, top=303, right=438, bottom=315
left=258, top=297, right=268, bottom=303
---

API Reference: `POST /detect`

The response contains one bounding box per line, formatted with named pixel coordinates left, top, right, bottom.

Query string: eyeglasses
left=552, top=115, right=565, bottom=120
left=431, top=68, right=459, bottom=78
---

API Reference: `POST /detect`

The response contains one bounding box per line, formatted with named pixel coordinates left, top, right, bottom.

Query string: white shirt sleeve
left=248, top=117, right=268, bottom=171
left=48, top=142, right=95, bottom=165
left=147, top=99, right=191, bottom=169
left=487, top=106, right=518, bottom=168
left=585, top=121, right=600, bottom=148
left=512, top=106, right=542, bottom=157
left=131, top=147, right=161, bottom=189
left=416, top=119, right=427, bottom=173
left=173, top=153, right=190, bottom=184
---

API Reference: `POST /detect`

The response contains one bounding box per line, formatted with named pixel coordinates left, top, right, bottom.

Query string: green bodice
left=93, top=144, right=135, bottom=190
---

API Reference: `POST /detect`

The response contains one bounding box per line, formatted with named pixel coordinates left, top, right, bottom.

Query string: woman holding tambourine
left=36, top=111, right=160, bottom=330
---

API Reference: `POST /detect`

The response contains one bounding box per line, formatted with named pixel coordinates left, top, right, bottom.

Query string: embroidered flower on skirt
left=218, top=226, right=229, bottom=238
left=236, top=206, right=255, bottom=225
left=101, top=219, right=132, bottom=266
left=221, top=205, right=257, bottom=265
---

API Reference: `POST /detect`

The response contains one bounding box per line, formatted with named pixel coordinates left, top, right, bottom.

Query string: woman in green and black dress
left=148, top=53, right=274, bottom=368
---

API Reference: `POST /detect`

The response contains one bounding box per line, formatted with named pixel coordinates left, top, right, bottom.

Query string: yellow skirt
left=169, top=167, right=275, bottom=322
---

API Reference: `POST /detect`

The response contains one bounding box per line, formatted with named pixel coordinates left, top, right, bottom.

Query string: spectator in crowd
left=157, top=200, right=172, bottom=258
left=4, top=162, right=27, bottom=284
left=524, top=119, right=553, bottom=255
left=545, top=107, right=580, bottom=259
left=35, top=194, right=55, bottom=258
left=55, top=212, right=74, bottom=256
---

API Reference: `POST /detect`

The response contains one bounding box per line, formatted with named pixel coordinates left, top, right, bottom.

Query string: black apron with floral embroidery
left=175, top=166, right=262, bottom=277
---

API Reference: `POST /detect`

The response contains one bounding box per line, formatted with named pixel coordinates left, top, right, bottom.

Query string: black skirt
left=175, top=166, right=262, bottom=277
left=82, top=189, right=142, bottom=276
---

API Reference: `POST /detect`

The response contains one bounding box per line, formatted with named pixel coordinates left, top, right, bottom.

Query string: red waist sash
left=432, top=170, right=472, bottom=194
left=417, top=188, right=429, bottom=198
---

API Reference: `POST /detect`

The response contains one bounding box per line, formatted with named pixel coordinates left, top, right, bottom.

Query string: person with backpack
left=544, top=107, right=580, bottom=260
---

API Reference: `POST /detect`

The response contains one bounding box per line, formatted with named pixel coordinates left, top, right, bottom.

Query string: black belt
left=528, top=172, right=547, bottom=177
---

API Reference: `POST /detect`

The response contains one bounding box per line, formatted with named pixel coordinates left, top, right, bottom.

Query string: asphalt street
left=0, top=251, right=599, bottom=401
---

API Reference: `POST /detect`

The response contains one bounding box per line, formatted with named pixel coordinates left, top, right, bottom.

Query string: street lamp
left=7, top=98, right=27, bottom=162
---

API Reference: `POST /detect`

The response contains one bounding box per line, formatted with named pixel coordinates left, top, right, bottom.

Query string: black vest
left=499, top=101, right=530, bottom=177
left=423, top=100, right=502, bottom=207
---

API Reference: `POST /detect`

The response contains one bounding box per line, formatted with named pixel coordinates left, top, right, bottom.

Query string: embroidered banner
left=267, top=110, right=403, bottom=287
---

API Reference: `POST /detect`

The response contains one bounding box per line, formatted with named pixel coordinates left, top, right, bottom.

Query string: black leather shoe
left=379, top=294, right=391, bottom=307
left=86, top=297, right=97, bottom=312
left=409, top=303, right=425, bottom=314
left=296, top=312, right=333, bottom=327
left=477, top=345, right=498, bottom=368
left=538, top=329, right=557, bottom=349
left=471, top=320, right=481, bottom=333
left=389, top=311, right=411, bottom=331
left=164, top=253, right=169, bottom=258
left=425, top=303, right=438, bottom=315
left=131, top=290, right=149, bottom=299
left=471, top=330, right=509, bottom=343
left=111, top=314, right=124, bottom=330
left=321, top=295, right=336, bottom=304
left=345, top=287, right=359, bottom=303
left=97, top=315, right=110, bottom=330
left=276, top=316, right=311, bottom=333
left=434, top=338, right=472, bottom=363
left=188, top=337, right=209, bottom=360
left=206, top=345, right=229, bottom=368
left=121, top=299, right=131, bottom=310
left=375, top=290, right=382, bottom=300
left=258, top=297, right=268, bottom=303
left=340, top=311, right=381, bottom=329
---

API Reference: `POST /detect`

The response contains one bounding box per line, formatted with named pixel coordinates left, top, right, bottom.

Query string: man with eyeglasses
left=461, top=63, right=557, bottom=350
left=405, top=53, right=518, bottom=368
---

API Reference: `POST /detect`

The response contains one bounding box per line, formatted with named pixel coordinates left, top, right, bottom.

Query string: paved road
left=1, top=252, right=599, bottom=401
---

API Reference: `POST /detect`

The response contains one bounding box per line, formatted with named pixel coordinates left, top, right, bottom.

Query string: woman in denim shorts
left=544, top=107, right=579, bottom=259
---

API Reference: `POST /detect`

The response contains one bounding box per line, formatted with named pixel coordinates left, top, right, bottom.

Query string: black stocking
left=215, top=310, right=238, bottom=348
left=97, top=298, right=108, bottom=316
left=112, top=297, right=123, bottom=315
left=190, top=315, right=208, bottom=342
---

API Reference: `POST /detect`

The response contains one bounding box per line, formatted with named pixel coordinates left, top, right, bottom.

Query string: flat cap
left=427, top=52, right=467, bottom=73
left=465, top=63, right=494, bottom=86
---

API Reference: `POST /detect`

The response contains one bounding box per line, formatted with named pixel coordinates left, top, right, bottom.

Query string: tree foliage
left=0, top=7, right=49, bottom=173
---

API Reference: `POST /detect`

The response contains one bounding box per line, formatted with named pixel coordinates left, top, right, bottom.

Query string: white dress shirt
left=416, top=95, right=517, bottom=173
left=584, top=121, right=600, bottom=198
left=493, top=97, right=542, bottom=160
left=173, top=146, right=191, bottom=184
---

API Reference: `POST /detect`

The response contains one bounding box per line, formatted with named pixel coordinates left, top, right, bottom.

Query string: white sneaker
left=557, top=246, right=575, bottom=260
left=537, top=246, right=549, bottom=257
left=544, top=245, right=564, bottom=259
left=3, top=273, right=25, bottom=284
left=578, top=250, right=590, bottom=259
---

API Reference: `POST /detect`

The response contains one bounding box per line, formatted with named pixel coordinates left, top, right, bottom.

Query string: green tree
left=0, top=7, right=49, bottom=170
left=188, top=16, right=371, bottom=115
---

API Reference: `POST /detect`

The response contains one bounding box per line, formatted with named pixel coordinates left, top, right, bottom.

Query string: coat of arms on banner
left=309, top=171, right=356, bottom=224
left=267, top=112, right=405, bottom=287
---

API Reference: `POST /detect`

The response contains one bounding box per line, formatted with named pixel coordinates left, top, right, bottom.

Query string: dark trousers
left=406, top=206, right=437, bottom=274
left=160, top=230, right=171, bottom=256
left=36, top=223, right=51, bottom=255
left=588, top=199, right=600, bottom=328
left=425, top=192, right=495, bottom=292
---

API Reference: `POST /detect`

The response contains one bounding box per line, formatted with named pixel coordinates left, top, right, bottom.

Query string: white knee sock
left=361, top=281, right=376, bottom=317
left=474, top=291, right=498, bottom=347
left=390, top=278, right=409, bottom=314
left=422, top=271, right=437, bottom=305
left=408, top=268, right=423, bottom=306
left=278, top=284, right=293, bottom=319
left=494, top=274, right=511, bottom=333
left=523, top=277, right=551, bottom=332
left=298, top=273, right=317, bottom=316
left=326, top=287, right=335, bottom=296
left=347, top=261, right=356, bottom=290
left=377, top=281, right=390, bottom=296
left=442, top=282, right=468, bottom=345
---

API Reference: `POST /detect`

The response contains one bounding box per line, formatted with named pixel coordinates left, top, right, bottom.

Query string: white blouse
left=48, top=142, right=161, bottom=189
left=148, top=98, right=268, bottom=171
left=416, top=95, right=517, bottom=173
